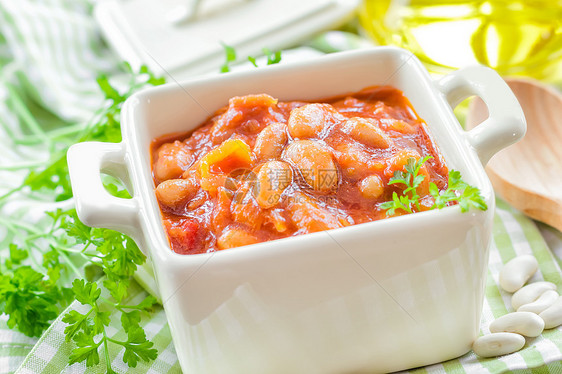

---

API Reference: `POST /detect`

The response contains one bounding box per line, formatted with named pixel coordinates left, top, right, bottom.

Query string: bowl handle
left=436, top=66, right=526, bottom=165
left=67, top=142, right=142, bottom=244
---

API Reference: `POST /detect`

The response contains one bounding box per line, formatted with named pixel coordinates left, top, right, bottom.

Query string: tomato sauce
left=151, top=87, right=450, bottom=254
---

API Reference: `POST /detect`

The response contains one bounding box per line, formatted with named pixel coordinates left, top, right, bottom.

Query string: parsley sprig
left=381, top=156, right=432, bottom=215
left=430, top=169, right=488, bottom=212
left=0, top=64, right=164, bottom=371
left=63, top=279, right=157, bottom=371
left=381, top=156, right=487, bottom=216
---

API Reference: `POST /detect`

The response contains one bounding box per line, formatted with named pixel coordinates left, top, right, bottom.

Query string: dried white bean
left=539, top=296, right=562, bottom=329
left=489, top=312, right=545, bottom=337
left=511, top=281, right=557, bottom=310
left=499, top=255, right=538, bottom=293
left=472, top=333, right=525, bottom=358
left=518, top=290, right=559, bottom=314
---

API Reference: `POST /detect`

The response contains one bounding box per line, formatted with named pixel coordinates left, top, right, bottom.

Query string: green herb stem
left=101, top=326, right=112, bottom=372
left=5, top=83, right=53, bottom=150
left=0, top=184, right=24, bottom=203
left=0, top=160, right=48, bottom=171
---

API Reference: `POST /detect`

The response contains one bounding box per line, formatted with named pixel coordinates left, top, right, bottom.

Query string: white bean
left=283, top=140, right=338, bottom=193
left=288, top=104, right=343, bottom=139
left=472, top=332, right=525, bottom=358
left=499, top=255, right=539, bottom=293
left=489, top=312, right=545, bottom=337
left=539, top=296, right=562, bottom=329
left=217, top=225, right=259, bottom=250
left=511, top=281, right=557, bottom=310
left=518, top=290, right=559, bottom=314
left=359, top=175, right=384, bottom=199
left=253, top=122, right=288, bottom=161
left=341, top=117, right=391, bottom=148
left=154, top=141, right=192, bottom=182
left=253, top=161, right=292, bottom=209
left=155, top=178, right=199, bottom=209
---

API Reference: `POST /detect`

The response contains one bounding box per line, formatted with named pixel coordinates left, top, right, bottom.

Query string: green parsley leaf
left=72, top=279, right=101, bottom=306
left=121, top=326, right=158, bottom=367
left=134, top=295, right=158, bottom=312
left=103, top=278, right=129, bottom=303
left=69, top=331, right=101, bottom=367
left=93, top=310, right=111, bottom=335
left=263, top=48, right=282, bottom=65
left=7, top=244, right=28, bottom=267
left=96, top=75, right=124, bottom=104
left=0, top=266, right=66, bottom=337
left=24, top=155, right=72, bottom=201
left=247, top=56, right=258, bottom=68
left=220, top=42, right=237, bottom=73
left=62, top=211, right=92, bottom=245
left=121, top=310, right=141, bottom=333
left=62, top=310, right=92, bottom=341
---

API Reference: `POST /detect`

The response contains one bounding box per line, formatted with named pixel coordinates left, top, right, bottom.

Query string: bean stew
left=151, top=87, right=450, bottom=254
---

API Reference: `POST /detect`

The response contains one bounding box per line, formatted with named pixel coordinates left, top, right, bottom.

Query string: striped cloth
left=1, top=1, right=562, bottom=373
left=4, top=200, right=562, bottom=373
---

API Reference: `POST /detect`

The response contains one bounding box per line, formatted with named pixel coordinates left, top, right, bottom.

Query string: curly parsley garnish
left=381, top=156, right=487, bottom=216
left=0, top=64, right=164, bottom=372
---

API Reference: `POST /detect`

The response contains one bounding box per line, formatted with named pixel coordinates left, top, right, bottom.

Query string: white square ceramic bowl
left=68, top=47, right=525, bottom=374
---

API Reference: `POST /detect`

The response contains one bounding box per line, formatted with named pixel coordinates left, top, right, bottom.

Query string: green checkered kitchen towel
left=4, top=200, right=562, bottom=374
left=2, top=1, right=562, bottom=373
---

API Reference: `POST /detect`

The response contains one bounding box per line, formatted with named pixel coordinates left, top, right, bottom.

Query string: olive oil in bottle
left=359, top=0, right=562, bottom=81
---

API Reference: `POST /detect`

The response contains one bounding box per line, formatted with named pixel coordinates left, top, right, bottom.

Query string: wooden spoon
left=467, top=78, right=562, bottom=231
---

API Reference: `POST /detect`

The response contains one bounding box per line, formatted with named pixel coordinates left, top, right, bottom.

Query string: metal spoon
left=467, top=78, right=562, bottom=231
